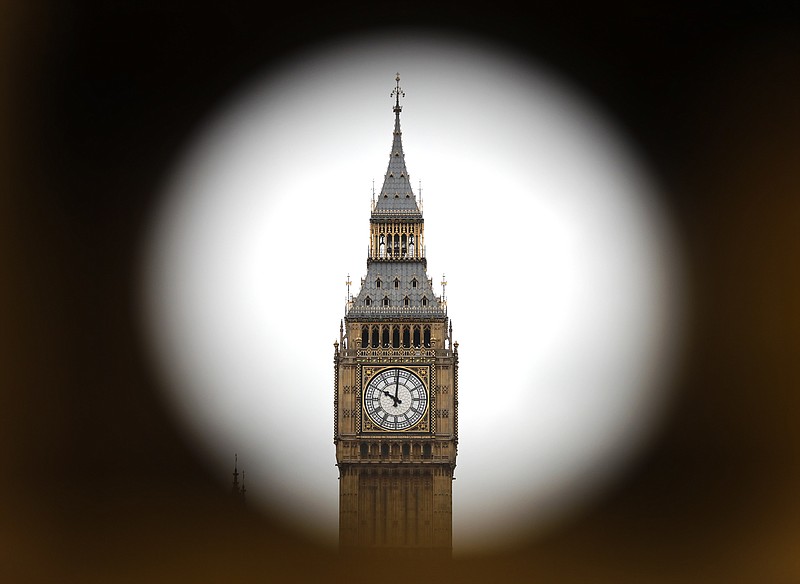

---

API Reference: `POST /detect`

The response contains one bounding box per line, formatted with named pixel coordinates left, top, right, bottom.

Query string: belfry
left=334, top=74, right=458, bottom=552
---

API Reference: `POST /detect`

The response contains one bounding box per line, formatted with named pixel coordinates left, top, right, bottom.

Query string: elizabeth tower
left=334, top=75, right=458, bottom=552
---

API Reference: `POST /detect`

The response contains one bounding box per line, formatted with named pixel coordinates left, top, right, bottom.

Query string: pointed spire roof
left=374, top=74, right=421, bottom=215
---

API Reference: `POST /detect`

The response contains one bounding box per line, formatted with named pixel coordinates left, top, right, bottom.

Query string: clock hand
left=394, top=370, right=402, bottom=404
left=392, top=383, right=402, bottom=405
left=382, top=389, right=400, bottom=407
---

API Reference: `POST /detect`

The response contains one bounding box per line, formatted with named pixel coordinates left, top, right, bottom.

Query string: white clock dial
left=363, top=367, right=428, bottom=431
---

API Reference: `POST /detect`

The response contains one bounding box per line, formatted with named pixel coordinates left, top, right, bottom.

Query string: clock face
left=363, top=367, right=428, bottom=431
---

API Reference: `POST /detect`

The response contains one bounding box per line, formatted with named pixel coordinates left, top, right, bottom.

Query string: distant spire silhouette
left=231, top=453, right=245, bottom=503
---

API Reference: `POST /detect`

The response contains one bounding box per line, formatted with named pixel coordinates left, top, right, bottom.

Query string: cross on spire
left=391, top=72, right=405, bottom=113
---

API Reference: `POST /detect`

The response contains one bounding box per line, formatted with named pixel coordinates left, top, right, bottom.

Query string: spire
left=231, top=453, right=240, bottom=496
left=231, top=453, right=245, bottom=503
left=374, top=73, right=420, bottom=215
left=345, top=75, right=448, bottom=321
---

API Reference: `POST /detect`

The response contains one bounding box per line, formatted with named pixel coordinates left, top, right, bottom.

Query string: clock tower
left=334, top=75, right=458, bottom=553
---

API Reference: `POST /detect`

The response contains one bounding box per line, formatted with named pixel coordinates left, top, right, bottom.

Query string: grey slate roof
left=346, top=261, right=446, bottom=320
left=346, top=82, right=444, bottom=322
left=373, top=110, right=422, bottom=214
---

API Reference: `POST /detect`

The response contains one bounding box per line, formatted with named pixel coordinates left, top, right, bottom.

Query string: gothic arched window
left=376, top=278, right=381, bottom=288
left=371, top=326, right=379, bottom=348
left=383, top=296, right=390, bottom=307
left=365, top=296, right=371, bottom=306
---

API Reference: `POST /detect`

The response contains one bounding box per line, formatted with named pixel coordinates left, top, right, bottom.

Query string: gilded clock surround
left=334, top=74, right=457, bottom=552
left=361, top=365, right=433, bottom=433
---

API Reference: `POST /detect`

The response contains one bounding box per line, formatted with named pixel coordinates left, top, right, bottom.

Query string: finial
left=346, top=273, right=352, bottom=300
left=441, top=274, right=447, bottom=301
left=391, top=72, right=405, bottom=113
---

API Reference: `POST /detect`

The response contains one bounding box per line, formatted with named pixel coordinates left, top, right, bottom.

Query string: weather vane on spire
left=391, top=72, right=405, bottom=113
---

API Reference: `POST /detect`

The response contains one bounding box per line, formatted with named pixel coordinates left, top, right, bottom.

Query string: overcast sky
left=141, top=30, right=683, bottom=554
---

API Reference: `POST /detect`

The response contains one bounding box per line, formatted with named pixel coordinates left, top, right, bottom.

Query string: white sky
left=141, top=30, right=683, bottom=554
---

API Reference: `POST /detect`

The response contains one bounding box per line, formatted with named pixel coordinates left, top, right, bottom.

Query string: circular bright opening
left=141, top=30, right=683, bottom=554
